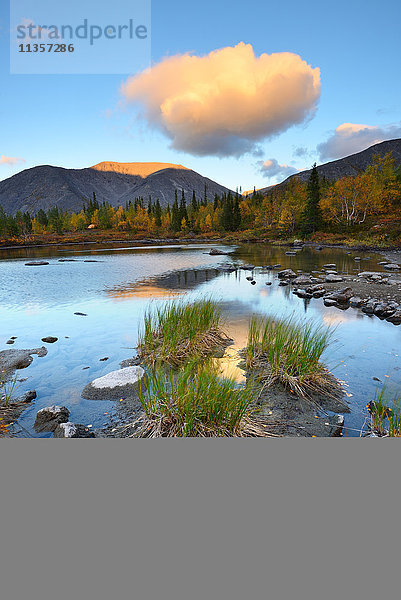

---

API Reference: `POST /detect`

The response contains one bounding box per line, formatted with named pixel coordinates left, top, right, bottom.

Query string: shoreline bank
left=1, top=231, right=401, bottom=254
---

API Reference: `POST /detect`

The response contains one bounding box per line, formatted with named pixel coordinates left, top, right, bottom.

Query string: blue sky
left=1, top=0, right=401, bottom=190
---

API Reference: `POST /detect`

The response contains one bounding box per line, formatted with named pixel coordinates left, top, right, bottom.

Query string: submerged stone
left=278, top=269, right=297, bottom=279
left=54, top=423, right=95, bottom=438
left=41, top=336, right=58, bottom=344
left=323, top=298, right=337, bottom=307
left=349, top=296, right=363, bottom=308
left=386, top=309, right=401, bottom=325
left=35, top=405, right=70, bottom=432
left=325, top=287, right=353, bottom=304
left=325, top=274, right=344, bottom=283
left=0, top=347, right=48, bottom=380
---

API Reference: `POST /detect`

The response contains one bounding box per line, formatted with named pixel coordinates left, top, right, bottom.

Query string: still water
left=1, top=242, right=400, bottom=437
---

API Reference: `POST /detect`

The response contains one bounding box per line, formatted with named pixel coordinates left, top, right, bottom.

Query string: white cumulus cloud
left=121, top=43, right=321, bottom=157
left=259, top=158, right=298, bottom=180
left=317, top=122, right=401, bottom=161
left=0, top=155, right=25, bottom=166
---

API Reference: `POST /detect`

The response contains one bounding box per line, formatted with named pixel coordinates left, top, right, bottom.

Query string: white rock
left=82, top=366, right=145, bottom=400
left=91, top=366, right=144, bottom=389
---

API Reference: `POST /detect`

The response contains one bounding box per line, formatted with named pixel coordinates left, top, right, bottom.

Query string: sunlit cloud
left=317, top=122, right=401, bottom=161
left=121, top=43, right=321, bottom=157
left=0, top=155, right=25, bottom=166
left=258, top=158, right=298, bottom=180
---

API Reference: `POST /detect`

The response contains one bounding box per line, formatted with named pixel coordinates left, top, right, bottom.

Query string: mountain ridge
left=258, top=138, right=401, bottom=194
left=0, top=163, right=232, bottom=215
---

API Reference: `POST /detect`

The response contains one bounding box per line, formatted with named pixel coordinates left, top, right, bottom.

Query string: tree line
left=1, top=152, right=400, bottom=240
left=0, top=187, right=242, bottom=237
left=240, top=152, right=401, bottom=236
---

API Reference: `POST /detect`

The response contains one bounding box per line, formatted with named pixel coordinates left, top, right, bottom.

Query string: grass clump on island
left=368, top=388, right=401, bottom=437
left=246, top=315, right=340, bottom=398
left=137, top=299, right=232, bottom=367
left=0, top=372, right=20, bottom=436
left=131, top=362, right=275, bottom=438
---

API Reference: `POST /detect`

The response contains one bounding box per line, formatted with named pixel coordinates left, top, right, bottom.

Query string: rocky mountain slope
left=0, top=162, right=232, bottom=215
left=258, top=138, right=401, bottom=194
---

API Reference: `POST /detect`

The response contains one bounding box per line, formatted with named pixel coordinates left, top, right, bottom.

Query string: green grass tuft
left=0, top=371, right=18, bottom=408
left=133, top=362, right=272, bottom=437
left=246, top=315, right=338, bottom=398
left=369, top=387, right=401, bottom=437
left=138, top=299, right=231, bottom=367
left=368, top=388, right=389, bottom=436
left=388, top=401, right=401, bottom=437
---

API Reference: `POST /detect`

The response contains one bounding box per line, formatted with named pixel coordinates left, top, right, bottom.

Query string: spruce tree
left=192, top=190, right=197, bottom=213
left=301, top=163, right=322, bottom=235
left=0, top=206, right=6, bottom=235
left=171, top=194, right=180, bottom=231
left=155, top=199, right=162, bottom=227
left=179, top=190, right=188, bottom=224
left=203, top=184, right=208, bottom=207
left=221, top=193, right=234, bottom=231
left=233, top=195, right=241, bottom=230
left=93, top=191, right=99, bottom=210
left=37, top=209, right=48, bottom=227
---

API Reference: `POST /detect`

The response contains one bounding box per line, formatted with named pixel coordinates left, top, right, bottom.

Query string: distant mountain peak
left=0, top=161, right=232, bottom=215
left=90, top=161, right=189, bottom=178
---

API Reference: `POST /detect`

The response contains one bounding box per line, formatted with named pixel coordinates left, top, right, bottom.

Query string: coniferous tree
left=171, top=194, right=181, bottom=231
left=233, top=194, right=241, bottom=230
left=203, top=184, right=208, bottom=207
left=37, top=209, right=48, bottom=227
left=48, top=206, right=64, bottom=234
left=221, top=193, right=234, bottom=231
left=0, top=206, right=6, bottom=235
left=179, top=190, right=188, bottom=224
left=301, top=163, right=322, bottom=235
left=191, top=190, right=197, bottom=212
left=93, top=192, right=99, bottom=211
left=154, top=199, right=162, bottom=227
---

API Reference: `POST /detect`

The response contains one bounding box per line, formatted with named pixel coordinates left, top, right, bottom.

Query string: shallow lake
left=1, top=241, right=400, bottom=437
